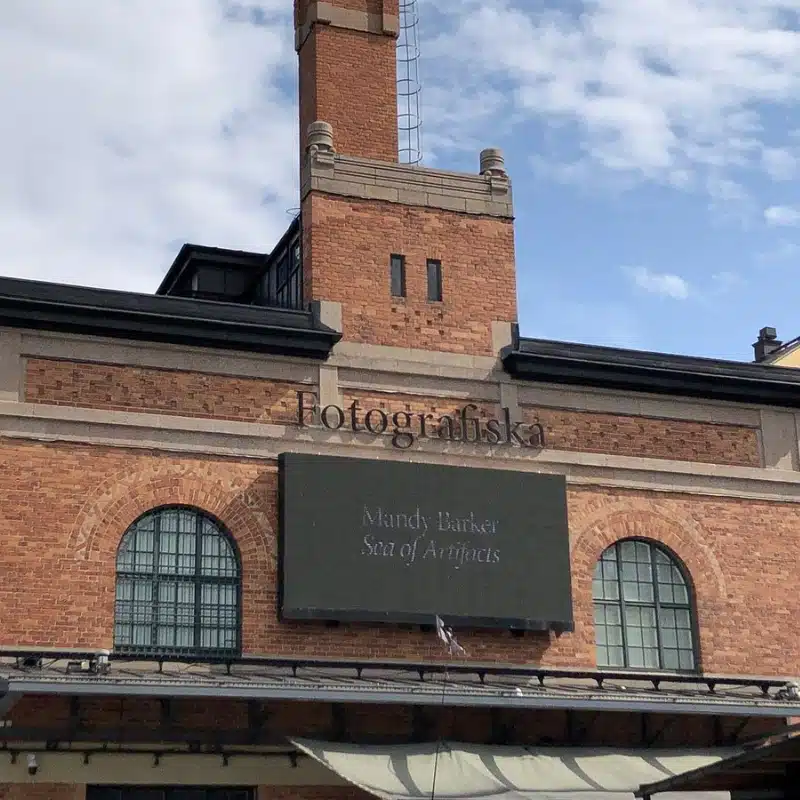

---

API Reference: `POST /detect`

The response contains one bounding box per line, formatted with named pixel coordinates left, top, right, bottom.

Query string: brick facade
left=1, top=0, right=797, bottom=795
left=295, top=0, right=399, bottom=162
left=523, top=404, right=760, bottom=466
left=0, top=437, right=794, bottom=676
left=260, top=790, right=370, bottom=800
left=23, top=363, right=759, bottom=468
left=0, top=788, right=370, bottom=800
left=24, top=358, right=303, bottom=424
left=0, top=787, right=84, bottom=800
left=301, top=194, right=517, bottom=354
left=342, top=390, right=761, bottom=466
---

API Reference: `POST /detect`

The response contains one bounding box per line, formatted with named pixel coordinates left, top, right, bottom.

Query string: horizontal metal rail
left=0, top=648, right=792, bottom=697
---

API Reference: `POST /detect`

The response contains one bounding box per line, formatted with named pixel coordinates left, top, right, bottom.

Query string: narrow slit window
left=390, top=254, right=406, bottom=298
left=427, top=259, right=442, bottom=302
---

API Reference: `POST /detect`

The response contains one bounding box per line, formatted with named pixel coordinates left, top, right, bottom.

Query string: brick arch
left=570, top=499, right=726, bottom=601
left=66, top=461, right=272, bottom=567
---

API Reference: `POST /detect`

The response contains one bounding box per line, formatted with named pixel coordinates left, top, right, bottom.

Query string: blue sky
left=3, top=1, right=800, bottom=362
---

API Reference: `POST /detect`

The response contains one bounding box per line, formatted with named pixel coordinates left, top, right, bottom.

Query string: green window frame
left=593, top=539, right=697, bottom=672
left=114, top=506, right=241, bottom=660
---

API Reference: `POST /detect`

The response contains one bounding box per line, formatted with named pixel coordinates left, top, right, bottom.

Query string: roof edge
left=503, top=335, right=800, bottom=408
left=6, top=677, right=800, bottom=719
left=0, top=275, right=340, bottom=359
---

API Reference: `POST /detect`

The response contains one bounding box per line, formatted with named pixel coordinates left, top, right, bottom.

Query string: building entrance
left=87, top=789, right=254, bottom=800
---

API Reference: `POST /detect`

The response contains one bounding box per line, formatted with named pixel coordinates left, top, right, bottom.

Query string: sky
left=3, top=1, right=800, bottom=361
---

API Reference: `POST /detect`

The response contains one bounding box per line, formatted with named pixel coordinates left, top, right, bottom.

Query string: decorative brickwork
left=341, top=390, right=760, bottom=467
left=22, top=362, right=760, bottom=468
left=523, top=404, right=761, bottom=467
left=24, top=359, right=303, bottom=424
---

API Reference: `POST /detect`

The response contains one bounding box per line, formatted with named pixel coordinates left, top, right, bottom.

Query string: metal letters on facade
left=296, top=391, right=545, bottom=450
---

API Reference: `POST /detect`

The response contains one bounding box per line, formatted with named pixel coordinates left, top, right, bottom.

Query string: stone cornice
left=295, top=1, right=399, bottom=51
left=301, top=152, right=514, bottom=218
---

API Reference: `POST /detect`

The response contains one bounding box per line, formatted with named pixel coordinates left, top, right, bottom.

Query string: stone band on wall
left=2, top=401, right=799, bottom=503
left=302, top=153, right=514, bottom=218
left=295, top=1, right=400, bottom=51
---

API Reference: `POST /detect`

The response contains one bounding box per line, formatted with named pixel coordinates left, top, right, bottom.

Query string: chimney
left=753, top=326, right=783, bottom=362
left=295, top=0, right=400, bottom=163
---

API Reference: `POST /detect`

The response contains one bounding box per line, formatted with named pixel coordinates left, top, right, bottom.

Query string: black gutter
left=0, top=276, right=340, bottom=359
left=503, top=327, right=800, bottom=408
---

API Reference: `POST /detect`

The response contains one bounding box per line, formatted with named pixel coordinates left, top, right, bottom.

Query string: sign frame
left=277, top=452, right=574, bottom=633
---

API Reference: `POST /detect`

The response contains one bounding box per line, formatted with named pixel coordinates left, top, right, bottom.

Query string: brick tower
left=295, top=0, right=518, bottom=356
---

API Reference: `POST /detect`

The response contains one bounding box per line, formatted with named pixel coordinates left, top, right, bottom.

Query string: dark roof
left=157, top=217, right=301, bottom=297
left=637, top=734, right=800, bottom=795
left=503, top=326, right=800, bottom=408
left=0, top=274, right=339, bottom=358
left=2, top=652, right=800, bottom=717
left=156, top=243, right=267, bottom=296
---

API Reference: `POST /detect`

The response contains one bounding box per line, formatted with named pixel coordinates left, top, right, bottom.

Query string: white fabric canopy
left=291, top=738, right=736, bottom=800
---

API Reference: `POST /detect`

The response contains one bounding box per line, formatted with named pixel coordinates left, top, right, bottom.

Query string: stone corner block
left=491, top=321, right=515, bottom=355
left=311, top=299, right=343, bottom=333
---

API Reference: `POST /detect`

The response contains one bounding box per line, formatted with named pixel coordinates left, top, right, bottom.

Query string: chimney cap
left=759, top=326, right=778, bottom=341
left=753, top=326, right=783, bottom=363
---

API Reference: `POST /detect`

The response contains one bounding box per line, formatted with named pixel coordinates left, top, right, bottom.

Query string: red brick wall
left=261, top=790, right=371, bottom=800
left=24, top=359, right=302, bottom=424
left=0, top=437, right=796, bottom=676
left=0, top=789, right=366, bottom=800
left=296, top=0, right=399, bottom=161
left=0, top=787, right=83, bottom=800
left=24, top=365, right=759, bottom=468
left=341, top=390, right=760, bottom=467
left=9, top=695, right=334, bottom=743
left=302, top=195, right=517, bottom=355
left=22, top=365, right=759, bottom=468
left=529, top=404, right=760, bottom=466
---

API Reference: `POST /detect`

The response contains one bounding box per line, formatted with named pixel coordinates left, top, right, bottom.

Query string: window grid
left=114, top=507, right=241, bottom=659
left=593, top=540, right=696, bottom=672
left=258, top=234, right=303, bottom=310
left=390, top=254, right=406, bottom=298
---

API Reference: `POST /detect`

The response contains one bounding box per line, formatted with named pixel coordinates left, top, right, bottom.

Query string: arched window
left=593, top=539, right=697, bottom=672
left=114, top=506, right=241, bottom=659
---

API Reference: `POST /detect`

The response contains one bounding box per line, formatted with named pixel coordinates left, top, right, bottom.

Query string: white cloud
left=762, top=146, right=798, bottom=180
left=755, top=239, right=800, bottom=262
left=0, top=1, right=298, bottom=292
left=624, top=266, right=690, bottom=299
left=7, top=0, right=800, bottom=295
left=764, top=205, right=800, bottom=226
left=421, top=0, right=800, bottom=194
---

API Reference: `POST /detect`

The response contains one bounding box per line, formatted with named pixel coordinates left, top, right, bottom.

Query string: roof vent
left=753, top=326, right=783, bottom=363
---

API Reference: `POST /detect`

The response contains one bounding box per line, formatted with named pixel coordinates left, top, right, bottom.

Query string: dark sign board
left=278, top=453, right=573, bottom=632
